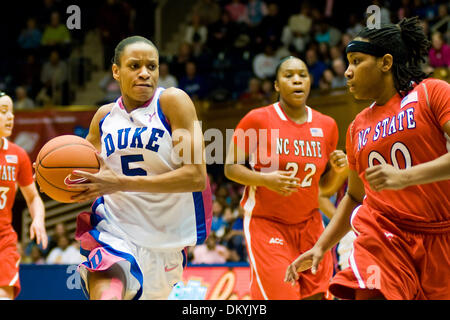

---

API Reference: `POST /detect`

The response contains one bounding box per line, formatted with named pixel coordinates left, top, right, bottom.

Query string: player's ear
left=379, top=54, right=393, bottom=73
left=112, top=64, right=120, bottom=81
left=274, top=79, right=280, bottom=93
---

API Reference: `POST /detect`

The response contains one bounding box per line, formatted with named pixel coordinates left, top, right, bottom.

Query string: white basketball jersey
left=95, top=88, right=212, bottom=250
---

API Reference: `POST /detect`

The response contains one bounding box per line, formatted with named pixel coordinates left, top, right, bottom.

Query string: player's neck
left=375, top=76, right=398, bottom=106
left=121, top=95, right=152, bottom=112
left=279, top=100, right=308, bottom=124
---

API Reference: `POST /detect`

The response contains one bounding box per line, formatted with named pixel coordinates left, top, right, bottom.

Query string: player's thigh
left=88, top=263, right=127, bottom=300
left=245, top=217, right=301, bottom=299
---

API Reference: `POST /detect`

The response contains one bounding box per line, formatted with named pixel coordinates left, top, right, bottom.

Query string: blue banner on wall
left=17, top=264, right=87, bottom=300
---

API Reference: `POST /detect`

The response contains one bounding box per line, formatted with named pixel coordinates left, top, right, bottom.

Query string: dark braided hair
left=357, top=17, right=430, bottom=96
left=112, top=36, right=157, bottom=66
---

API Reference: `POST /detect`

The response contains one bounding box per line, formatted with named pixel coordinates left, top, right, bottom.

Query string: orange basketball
left=35, top=135, right=100, bottom=203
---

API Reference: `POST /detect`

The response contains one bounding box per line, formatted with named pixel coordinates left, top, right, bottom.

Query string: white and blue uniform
left=76, top=88, right=212, bottom=299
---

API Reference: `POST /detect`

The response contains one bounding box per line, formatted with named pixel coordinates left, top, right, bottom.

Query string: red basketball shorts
left=329, top=205, right=450, bottom=300
left=244, top=211, right=333, bottom=300
left=0, top=230, right=21, bottom=298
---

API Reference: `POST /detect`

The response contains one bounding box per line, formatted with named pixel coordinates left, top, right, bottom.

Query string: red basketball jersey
left=346, top=78, right=450, bottom=223
left=0, top=138, right=34, bottom=234
left=233, top=103, right=338, bottom=224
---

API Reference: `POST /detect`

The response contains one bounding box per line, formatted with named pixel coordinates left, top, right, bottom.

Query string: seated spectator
left=281, top=3, right=312, bottom=53
left=430, top=4, right=449, bottom=35
left=98, top=71, right=121, bottom=105
left=17, top=54, right=42, bottom=99
left=14, top=86, right=35, bottom=110
left=28, top=243, right=46, bottom=264
left=207, top=10, right=238, bottom=54
left=185, top=13, right=208, bottom=46
left=41, top=11, right=71, bottom=48
left=238, top=77, right=264, bottom=107
left=252, top=44, right=278, bottom=80
left=211, top=200, right=227, bottom=236
left=261, top=78, right=277, bottom=105
left=305, top=48, right=328, bottom=89
left=193, top=0, right=221, bottom=26
left=178, top=61, right=207, bottom=100
left=170, top=42, right=193, bottom=80
left=45, top=222, right=69, bottom=255
left=429, top=31, right=450, bottom=68
left=40, top=50, right=68, bottom=105
left=225, top=0, right=249, bottom=25
left=222, top=206, right=246, bottom=262
left=158, top=62, right=178, bottom=89
left=346, top=13, right=364, bottom=38
left=247, top=0, right=267, bottom=28
left=191, top=233, right=230, bottom=264
left=314, top=19, right=342, bottom=47
left=17, top=17, right=42, bottom=52
left=255, top=3, right=284, bottom=49
left=329, top=45, right=344, bottom=62
left=331, top=58, right=347, bottom=88
left=46, top=234, right=82, bottom=265
left=318, top=69, right=334, bottom=91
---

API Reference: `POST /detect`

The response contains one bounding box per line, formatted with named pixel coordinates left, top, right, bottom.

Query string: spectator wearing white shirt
left=158, top=62, right=178, bottom=89
left=252, top=44, right=279, bottom=80
left=14, top=86, right=35, bottom=110
left=46, top=234, right=82, bottom=265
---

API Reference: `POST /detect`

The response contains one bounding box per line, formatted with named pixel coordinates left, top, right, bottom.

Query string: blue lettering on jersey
left=145, top=128, right=165, bottom=152
left=104, top=127, right=165, bottom=157
left=118, top=128, right=131, bottom=149
left=104, top=133, right=115, bottom=157
left=130, top=127, right=148, bottom=148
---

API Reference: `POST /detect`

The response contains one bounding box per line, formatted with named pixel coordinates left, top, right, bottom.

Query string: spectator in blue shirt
left=18, top=18, right=42, bottom=51
left=178, top=61, right=207, bottom=100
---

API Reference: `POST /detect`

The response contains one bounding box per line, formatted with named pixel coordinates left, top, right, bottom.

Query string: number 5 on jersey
left=286, top=162, right=316, bottom=187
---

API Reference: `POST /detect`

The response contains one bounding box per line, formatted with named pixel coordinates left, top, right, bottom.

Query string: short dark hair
left=112, top=36, right=157, bottom=66
left=275, top=56, right=302, bottom=80
left=357, top=17, right=430, bottom=96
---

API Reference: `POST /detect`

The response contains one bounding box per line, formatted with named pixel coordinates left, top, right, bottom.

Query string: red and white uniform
left=0, top=138, right=34, bottom=298
left=233, top=102, right=338, bottom=299
left=330, top=78, right=450, bottom=299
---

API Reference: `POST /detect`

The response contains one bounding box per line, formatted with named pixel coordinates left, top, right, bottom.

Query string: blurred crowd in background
left=2, top=0, right=449, bottom=109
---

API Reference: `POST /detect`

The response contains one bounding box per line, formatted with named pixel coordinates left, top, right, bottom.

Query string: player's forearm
left=401, top=152, right=450, bottom=187
left=319, top=166, right=349, bottom=197
left=315, top=193, right=358, bottom=252
left=224, top=163, right=266, bottom=187
left=121, top=164, right=207, bottom=193
left=27, top=194, right=46, bottom=221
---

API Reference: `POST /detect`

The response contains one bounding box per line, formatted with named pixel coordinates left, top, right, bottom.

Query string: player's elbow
left=224, top=164, right=234, bottom=181
left=190, top=166, right=207, bottom=191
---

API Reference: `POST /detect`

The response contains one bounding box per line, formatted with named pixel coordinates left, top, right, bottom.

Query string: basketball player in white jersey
left=67, top=36, right=212, bottom=300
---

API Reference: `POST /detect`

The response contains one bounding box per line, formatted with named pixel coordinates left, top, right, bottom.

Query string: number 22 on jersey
left=286, top=162, right=316, bottom=187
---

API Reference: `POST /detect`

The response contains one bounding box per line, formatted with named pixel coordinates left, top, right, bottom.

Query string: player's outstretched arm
left=285, top=169, right=364, bottom=285
left=20, top=182, right=47, bottom=249
left=365, top=121, right=450, bottom=191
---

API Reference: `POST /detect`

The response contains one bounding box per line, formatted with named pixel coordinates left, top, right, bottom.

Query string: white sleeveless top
left=94, top=88, right=212, bottom=250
